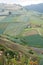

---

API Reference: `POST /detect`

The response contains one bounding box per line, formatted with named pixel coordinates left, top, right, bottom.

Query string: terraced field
left=0, top=16, right=6, bottom=21
left=0, top=14, right=29, bottom=36
left=0, top=22, right=9, bottom=34
left=0, top=11, right=43, bottom=48
left=0, top=10, right=43, bottom=65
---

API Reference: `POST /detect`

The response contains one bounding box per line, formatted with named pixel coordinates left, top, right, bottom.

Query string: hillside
left=0, top=3, right=23, bottom=12
left=0, top=4, right=43, bottom=48
left=0, top=3, right=43, bottom=65
left=0, top=10, right=43, bottom=48
left=0, top=37, right=43, bottom=65
left=25, top=3, right=43, bottom=13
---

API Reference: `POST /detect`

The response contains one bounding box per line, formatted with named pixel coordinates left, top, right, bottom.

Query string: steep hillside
left=0, top=3, right=43, bottom=65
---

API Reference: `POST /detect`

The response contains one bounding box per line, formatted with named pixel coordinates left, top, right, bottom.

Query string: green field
left=20, top=34, right=43, bottom=47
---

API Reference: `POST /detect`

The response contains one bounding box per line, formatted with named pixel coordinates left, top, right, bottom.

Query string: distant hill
left=0, top=3, right=23, bottom=11
left=24, top=3, right=43, bottom=13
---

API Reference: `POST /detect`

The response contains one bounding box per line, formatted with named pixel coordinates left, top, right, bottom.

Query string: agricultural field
left=0, top=13, right=29, bottom=36
left=21, top=28, right=38, bottom=36
left=20, top=34, right=43, bottom=47
left=0, top=11, right=43, bottom=47
left=0, top=16, right=6, bottom=21
left=0, top=8, right=43, bottom=65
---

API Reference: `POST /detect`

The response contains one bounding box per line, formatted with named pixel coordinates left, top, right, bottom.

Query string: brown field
left=22, top=29, right=38, bottom=36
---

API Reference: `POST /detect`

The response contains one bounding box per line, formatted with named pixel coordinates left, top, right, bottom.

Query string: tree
left=9, top=12, right=11, bottom=15
left=11, top=58, right=17, bottom=65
